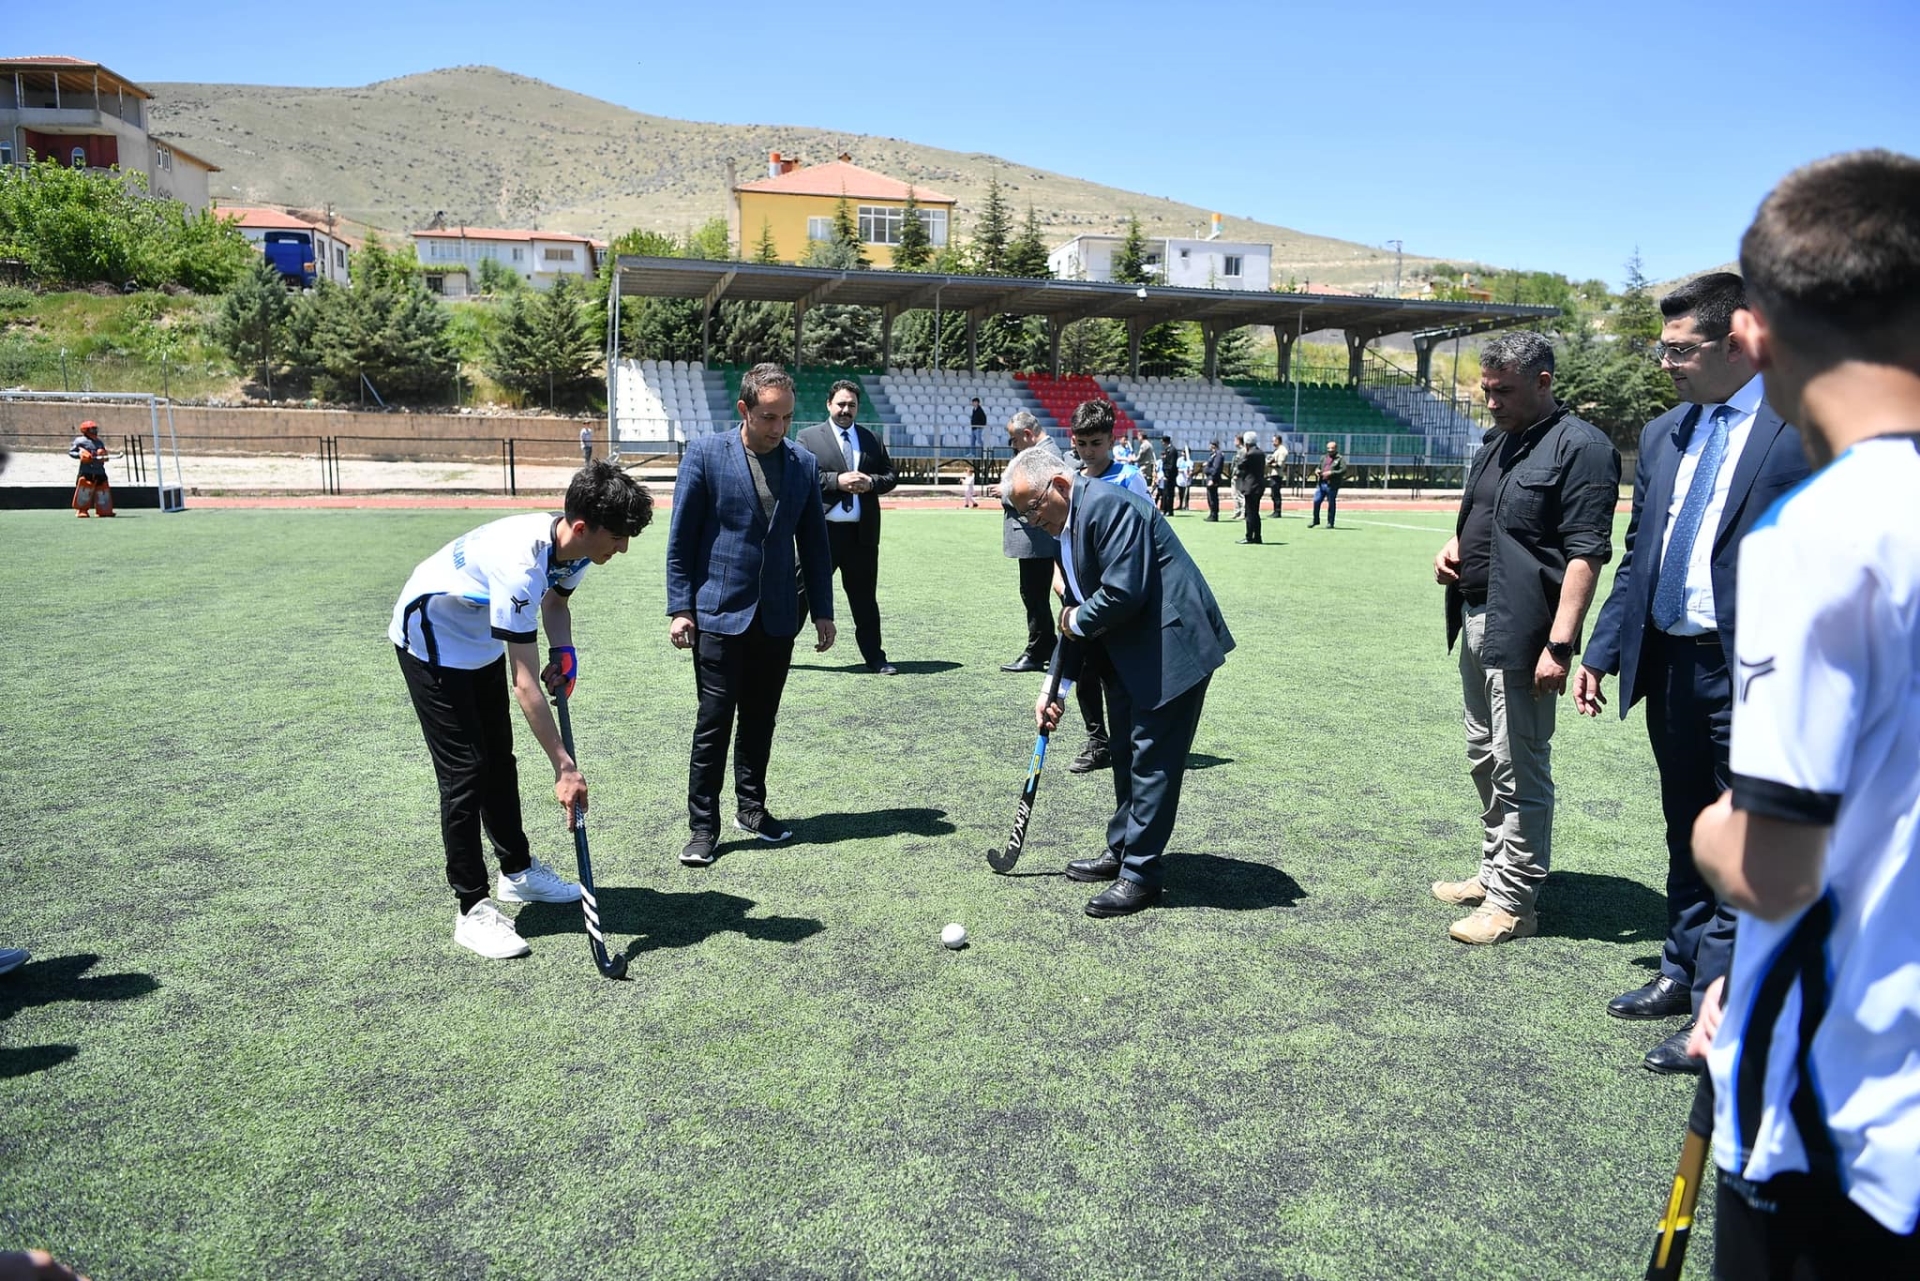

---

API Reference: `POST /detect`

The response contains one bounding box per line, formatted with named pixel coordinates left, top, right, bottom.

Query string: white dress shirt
left=1657, top=374, right=1763, bottom=635
left=825, top=422, right=861, bottom=523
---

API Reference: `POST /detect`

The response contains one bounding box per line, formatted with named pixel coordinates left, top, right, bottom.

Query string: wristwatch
left=1546, top=640, right=1574, bottom=664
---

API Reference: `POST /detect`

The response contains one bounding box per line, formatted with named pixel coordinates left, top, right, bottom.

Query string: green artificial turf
left=0, top=501, right=1708, bottom=1279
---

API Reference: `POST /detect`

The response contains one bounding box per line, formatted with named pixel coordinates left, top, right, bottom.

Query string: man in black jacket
left=795, top=380, right=899, bottom=675
left=1232, top=431, right=1267, bottom=544
left=1202, top=440, right=1225, bottom=520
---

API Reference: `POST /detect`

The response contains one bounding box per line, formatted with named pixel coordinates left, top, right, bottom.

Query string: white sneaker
left=497, top=857, right=582, bottom=904
left=454, top=900, right=531, bottom=959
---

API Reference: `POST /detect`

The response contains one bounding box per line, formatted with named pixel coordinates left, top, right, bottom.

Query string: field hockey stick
left=1646, top=984, right=1726, bottom=1280
left=552, top=686, right=627, bottom=980
left=988, top=644, right=1067, bottom=874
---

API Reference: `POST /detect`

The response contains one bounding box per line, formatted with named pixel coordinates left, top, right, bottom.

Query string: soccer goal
left=0, top=389, right=187, bottom=512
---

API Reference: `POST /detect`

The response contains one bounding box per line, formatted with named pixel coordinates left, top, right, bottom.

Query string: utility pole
left=1386, top=239, right=1404, bottom=297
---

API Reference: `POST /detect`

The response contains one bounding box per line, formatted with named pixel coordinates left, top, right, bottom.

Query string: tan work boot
left=1449, top=904, right=1538, bottom=945
left=1431, top=876, right=1487, bottom=906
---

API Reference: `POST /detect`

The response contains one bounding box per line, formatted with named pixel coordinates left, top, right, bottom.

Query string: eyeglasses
left=1654, top=338, right=1713, bottom=365
left=1015, top=490, right=1050, bottom=522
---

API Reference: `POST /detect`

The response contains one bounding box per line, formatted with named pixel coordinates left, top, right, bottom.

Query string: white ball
left=940, top=922, right=968, bottom=950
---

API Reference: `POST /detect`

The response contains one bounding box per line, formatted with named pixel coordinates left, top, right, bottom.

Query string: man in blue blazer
left=1576, top=273, right=1809, bottom=1072
left=666, top=363, right=837, bottom=868
left=1002, top=446, right=1235, bottom=916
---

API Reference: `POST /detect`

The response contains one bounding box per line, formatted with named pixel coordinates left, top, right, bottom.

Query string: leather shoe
left=1643, top=1020, right=1705, bottom=1075
left=1608, top=975, right=1690, bottom=1020
left=1065, top=852, right=1122, bottom=882
left=999, top=654, right=1045, bottom=673
left=1086, top=879, right=1161, bottom=917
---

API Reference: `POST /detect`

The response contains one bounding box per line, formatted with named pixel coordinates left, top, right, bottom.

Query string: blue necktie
left=839, top=428, right=855, bottom=510
left=1652, top=405, right=1731, bottom=631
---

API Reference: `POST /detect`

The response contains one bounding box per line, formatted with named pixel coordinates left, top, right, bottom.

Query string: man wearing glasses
left=1575, top=273, right=1808, bottom=1072
left=1002, top=443, right=1234, bottom=916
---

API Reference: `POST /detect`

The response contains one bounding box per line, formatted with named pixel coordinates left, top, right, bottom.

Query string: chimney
left=768, top=150, right=782, bottom=178
left=1207, top=212, right=1222, bottom=241
left=837, top=151, right=852, bottom=163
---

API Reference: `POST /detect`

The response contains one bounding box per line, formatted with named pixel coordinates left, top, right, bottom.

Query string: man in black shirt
left=1431, top=332, right=1620, bottom=944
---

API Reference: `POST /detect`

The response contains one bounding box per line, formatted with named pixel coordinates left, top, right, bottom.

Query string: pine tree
left=215, top=256, right=293, bottom=395
left=892, top=188, right=933, bottom=272
left=801, top=236, right=879, bottom=367
left=1214, top=326, right=1257, bottom=380
left=486, top=275, right=601, bottom=408
left=830, top=192, right=869, bottom=269
left=753, top=219, right=781, bottom=265
left=1111, top=214, right=1152, bottom=286
left=717, top=220, right=793, bottom=366
left=1005, top=204, right=1051, bottom=279
left=972, top=175, right=1011, bottom=275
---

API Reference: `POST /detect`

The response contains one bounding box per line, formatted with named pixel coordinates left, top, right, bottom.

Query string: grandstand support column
left=1047, top=317, right=1063, bottom=379
left=793, top=300, right=807, bottom=368
left=1345, top=330, right=1371, bottom=385
left=1127, top=318, right=1146, bottom=378
left=966, top=313, right=979, bottom=373
left=1201, top=323, right=1222, bottom=383
left=1275, top=325, right=1295, bottom=383
left=1413, top=333, right=1439, bottom=387
left=881, top=304, right=899, bottom=370
left=701, top=298, right=713, bottom=367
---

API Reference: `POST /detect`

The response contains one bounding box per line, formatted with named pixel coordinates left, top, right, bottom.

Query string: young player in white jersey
left=390, top=462, right=653, bottom=960
left=1688, top=149, right=1920, bottom=1273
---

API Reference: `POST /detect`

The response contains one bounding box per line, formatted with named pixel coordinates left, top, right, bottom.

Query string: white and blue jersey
left=388, top=512, right=589, bottom=669
left=1710, top=435, right=1920, bottom=1233
left=1088, top=459, right=1151, bottom=500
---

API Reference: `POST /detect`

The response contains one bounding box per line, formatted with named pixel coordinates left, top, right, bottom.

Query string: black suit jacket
left=1059, top=477, right=1235, bottom=710
left=794, top=421, right=898, bottom=550
left=1232, top=447, right=1266, bottom=498
left=1585, top=400, right=1809, bottom=713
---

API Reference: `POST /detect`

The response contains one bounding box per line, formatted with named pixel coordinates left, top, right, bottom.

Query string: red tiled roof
left=220, top=206, right=315, bottom=230
left=735, top=160, right=955, bottom=205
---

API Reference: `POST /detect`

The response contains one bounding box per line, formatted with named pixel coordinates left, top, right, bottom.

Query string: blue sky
left=13, top=0, right=1917, bottom=286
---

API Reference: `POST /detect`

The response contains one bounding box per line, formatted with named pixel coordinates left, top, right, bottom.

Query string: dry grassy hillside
left=149, top=65, right=1441, bottom=291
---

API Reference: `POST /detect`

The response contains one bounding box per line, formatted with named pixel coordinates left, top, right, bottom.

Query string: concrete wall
left=0, top=402, right=597, bottom=454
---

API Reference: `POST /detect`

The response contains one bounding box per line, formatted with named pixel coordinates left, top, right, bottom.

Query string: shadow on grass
left=1540, top=871, right=1668, bottom=945
left=0, top=953, right=160, bottom=1080
left=793, top=806, right=956, bottom=847
left=790, top=659, right=964, bottom=676
left=1161, top=853, right=1307, bottom=911
left=515, top=888, right=823, bottom=958
left=1186, top=752, right=1233, bottom=770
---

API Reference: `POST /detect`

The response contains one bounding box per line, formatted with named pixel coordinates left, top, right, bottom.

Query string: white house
left=410, top=227, right=605, bottom=297
left=0, top=55, right=219, bottom=212
left=219, top=206, right=354, bottom=286
left=1049, top=231, right=1272, bottom=292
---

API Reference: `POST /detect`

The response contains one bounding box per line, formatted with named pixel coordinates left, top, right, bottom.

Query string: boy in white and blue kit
left=1689, top=149, right=1920, bottom=1273
left=391, top=462, right=653, bottom=960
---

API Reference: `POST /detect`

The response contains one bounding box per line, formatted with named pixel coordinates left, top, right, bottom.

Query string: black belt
left=1657, top=630, right=1720, bottom=646
left=1459, top=589, right=1488, bottom=607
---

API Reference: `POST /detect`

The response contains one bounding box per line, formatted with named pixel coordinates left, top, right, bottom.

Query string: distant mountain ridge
left=146, top=65, right=1444, bottom=291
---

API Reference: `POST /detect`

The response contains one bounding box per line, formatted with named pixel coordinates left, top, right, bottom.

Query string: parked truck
left=260, top=230, right=318, bottom=287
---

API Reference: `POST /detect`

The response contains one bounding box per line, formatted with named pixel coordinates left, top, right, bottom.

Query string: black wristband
left=1547, top=640, right=1574, bottom=663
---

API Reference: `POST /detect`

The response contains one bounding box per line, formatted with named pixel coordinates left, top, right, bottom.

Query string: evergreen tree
left=215, top=257, right=294, bottom=395
left=1058, top=318, right=1124, bottom=376
left=1108, top=214, right=1185, bottom=374
left=1612, top=250, right=1663, bottom=352
left=1005, top=204, right=1051, bottom=279
left=800, top=236, right=879, bottom=367
left=352, top=232, right=422, bottom=292
left=1214, top=325, right=1257, bottom=380
left=486, top=275, right=601, bottom=408
left=716, top=220, right=793, bottom=366
left=972, top=175, right=1011, bottom=275
left=1111, top=214, right=1152, bottom=286
left=753, top=219, right=781, bottom=265
left=830, top=192, right=869, bottom=269
left=892, top=188, right=933, bottom=272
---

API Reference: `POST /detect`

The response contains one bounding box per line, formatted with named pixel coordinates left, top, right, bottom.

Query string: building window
left=542, top=247, right=576, bottom=262
left=511, top=247, right=523, bottom=261
left=335, top=246, right=345, bottom=268
left=1179, top=248, right=1190, bottom=261
left=1223, top=255, right=1243, bottom=278
left=0, top=143, right=12, bottom=167
left=71, top=146, right=87, bottom=169
left=858, top=205, right=903, bottom=245
left=918, top=208, right=948, bottom=247
left=425, top=273, right=445, bottom=294
left=807, top=216, right=833, bottom=242
left=156, top=147, right=172, bottom=173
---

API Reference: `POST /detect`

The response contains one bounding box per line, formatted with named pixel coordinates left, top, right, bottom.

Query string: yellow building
left=731, top=153, right=956, bottom=269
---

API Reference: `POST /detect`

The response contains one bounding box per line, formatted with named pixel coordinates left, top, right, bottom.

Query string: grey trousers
left=1459, top=604, right=1557, bottom=915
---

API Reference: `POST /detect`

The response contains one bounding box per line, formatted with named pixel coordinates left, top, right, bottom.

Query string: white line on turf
left=1338, top=518, right=1456, bottom=533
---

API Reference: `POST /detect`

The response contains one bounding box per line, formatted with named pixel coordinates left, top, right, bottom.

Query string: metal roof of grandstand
left=611, top=256, right=1558, bottom=339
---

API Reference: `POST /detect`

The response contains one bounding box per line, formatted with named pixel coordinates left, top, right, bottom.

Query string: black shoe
left=1204, top=516, right=1218, bottom=522
left=1608, top=975, right=1690, bottom=1020
left=870, top=662, right=899, bottom=676
left=1065, top=851, right=1122, bottom=882
left=1643, top=1020, right=1705, bottom=1075
left=1308, top=521, right=1319, bottom=528
left=1236, top=538, right=1253, bottom=544
left=1000, top=654, right=1045, bottom=673
left=1085, top=879, right=1161, bottom=917
left=679, top=832, right=717, bottom=867
left=1068, top=736, right=1111, bottom=773
left=734, top=810, right=793, bottom=843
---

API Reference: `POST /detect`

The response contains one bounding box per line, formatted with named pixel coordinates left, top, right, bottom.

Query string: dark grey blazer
left=794, top=421, right=898, bottom=550
left=1059, top=476, right=1235, bottom=710
left=1002, top=435, right=1063, bottom=559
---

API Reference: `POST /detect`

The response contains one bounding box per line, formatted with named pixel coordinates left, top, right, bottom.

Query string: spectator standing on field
left=992, top=412, right=1064, bottom=673
left=68, top=421, right=114, bottom=518
left=969, top=397, right=987, bottom=453
left=1202, top=439, right=1225, bottom=520
left=1156, top=434, right=1179, bottom=514
left=1176, top=447, right=1193, bottom=510
left=390, top=462, right=653, bottom=960
left=1233, top=430, right=1267, bottom=544
left=579, top=424, right=593, bottom=463
left=1267, top=434, right=1289, bottom=516
left=666, top=363, right=837, bottom=868
left=1310, top=441, right=1345, bottom=527
left=794, top=379, right=899, bottom=675
left=1431, top=332, right=1620, bottom=945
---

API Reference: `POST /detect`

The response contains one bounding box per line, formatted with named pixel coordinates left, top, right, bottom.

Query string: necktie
left=839, top=428, right=855, bottom=511
left=1652, top=405, right=1731, bottom=631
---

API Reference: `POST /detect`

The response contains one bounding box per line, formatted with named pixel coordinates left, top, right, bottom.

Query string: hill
left=148, top=66, right=1443, bottom=292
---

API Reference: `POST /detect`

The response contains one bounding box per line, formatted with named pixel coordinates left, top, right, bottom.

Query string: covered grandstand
left=606, top=256, right=1556, bottom=480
